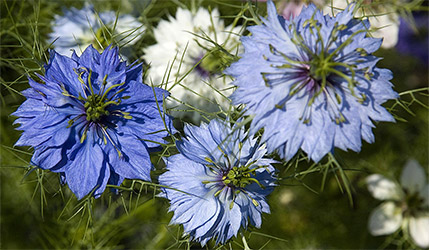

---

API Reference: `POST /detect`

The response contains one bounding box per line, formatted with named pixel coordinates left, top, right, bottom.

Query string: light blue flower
left=13, top=45, right=173, bottom=199
left=159, top=119, right=276, bottom=246
left=49, top=4, right=144, bottom=56
left=225, top=1, right=398, bottom=162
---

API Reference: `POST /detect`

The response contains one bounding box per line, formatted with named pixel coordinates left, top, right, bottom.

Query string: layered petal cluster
left=367, top=159, right=429, bottom=248
left=144, top=7, right=242, bottom=122
left=226, top=1, right=398, bottom=162
left=49, top=4, right=144, bottom=56
left=159, top=119, right=276, bottom=245
left=13, top=45, right=173, bottom=199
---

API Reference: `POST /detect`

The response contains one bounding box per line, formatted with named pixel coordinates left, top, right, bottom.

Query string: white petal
left=368, top=202, right=402, bottom=236
left=409, top=215, right=429, bottom=248
left=368, top=13, right=399, bottom=49
left=401, top=159, right=427, bottom=194
left=367, top=174, right=403, bottom=201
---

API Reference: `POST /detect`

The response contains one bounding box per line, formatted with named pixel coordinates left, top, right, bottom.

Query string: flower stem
left=242, top=235, right=251, bottom=250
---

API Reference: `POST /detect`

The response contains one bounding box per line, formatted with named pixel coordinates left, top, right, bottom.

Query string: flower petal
left=368, top=201, right=402, bottom=236
left=109, top=134, right=152, bottom=181
left=400, top=159, right=426, bottom=194
left=366, top=174, right=403, bottom=201
left=409, top=215, right=429, bottom=248
left=66, top=140, right=107, bottom=200
left=177, top=122, right=221, bottom=164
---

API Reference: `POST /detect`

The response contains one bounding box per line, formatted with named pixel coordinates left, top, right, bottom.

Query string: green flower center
left=202, top=157, right=267, bottom=209
left=84, top=94, right=110, bottom=122
left=222, top=166, right=258, bottom=188
left=196, top=46, right=237, bottom=77
left=309, top=55, right=332, bottom=82
left=201, top=49, right=228, bottom=73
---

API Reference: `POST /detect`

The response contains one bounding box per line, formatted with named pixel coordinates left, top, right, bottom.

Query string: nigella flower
left=225, top=1, right=398, bottom=162
left=144, top=7, right=242, bottom=123
left=12, top=45, right=173, bottom=199
left=49, top=4, right=144, bottom=57
left=159, top=119, right=276, bottom=245
left=366, top=159, right=429, bottom=248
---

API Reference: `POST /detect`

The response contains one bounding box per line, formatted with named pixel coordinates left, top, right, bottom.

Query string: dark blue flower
left=225, top=1, right=398, bottom=162
left=13, top=45, right=174, bottom=199
left=159, top=119, right=276, bottom=246
left=396, top=13, right=429, bottom=65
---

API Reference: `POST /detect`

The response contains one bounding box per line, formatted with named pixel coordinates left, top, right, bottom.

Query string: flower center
left=194, top=47, right=234, bottom=78
left=202, top=157, right=267, bottom=209
left=308, top=55, right=331, bottom=82
left=222, top=166, right=257, bottom=188
left=63, top=67, right=133, bottom=148
left=84, top=94, right=110, bottom=122
left=403, top=190, right=426, bottom=216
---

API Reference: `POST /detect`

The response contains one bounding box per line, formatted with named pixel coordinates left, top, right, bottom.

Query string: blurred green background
left=1, top=0, right=428, bottom=249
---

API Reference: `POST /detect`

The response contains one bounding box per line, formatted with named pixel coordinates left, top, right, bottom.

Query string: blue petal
left=107, top=133, right=152, bottom=181
left=66, top=134, right=107, bottom=200
left=176, top=123, right=220, bottom=164
left=31, top=147, right=63, bottom=170
left=45, top=50, right=82, bottom=96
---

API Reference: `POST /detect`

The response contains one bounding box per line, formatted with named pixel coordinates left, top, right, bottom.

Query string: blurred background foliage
left=1, top=0, right=428, bottom=249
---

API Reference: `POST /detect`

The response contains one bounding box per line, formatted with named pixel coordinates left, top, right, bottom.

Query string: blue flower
left=159, top=119, right=276, bottom=246
left=225, top=1, right=398, bottom=162
left=396, top=13, right=429, bottom=65
left=13, top=45, right=173, bottom=199
left=49, top=4, right=144, bottom=57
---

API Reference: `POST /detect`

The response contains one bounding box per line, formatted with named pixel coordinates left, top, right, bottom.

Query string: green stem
left=242, top=235, right=251, bottom=250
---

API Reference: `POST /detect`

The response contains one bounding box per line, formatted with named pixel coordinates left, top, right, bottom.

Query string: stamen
left=101, top=126, right=122, bottom=158
left=80, top=124, right=89, bottom=143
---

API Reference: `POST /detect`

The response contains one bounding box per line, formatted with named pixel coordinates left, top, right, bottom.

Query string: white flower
left=143, top=7, right=242, bottom=123
left=323, top=0, right=400, bottom=48
left=49, top=4, right=144, bottom=56
left=366, top=159, right=429, bottom=248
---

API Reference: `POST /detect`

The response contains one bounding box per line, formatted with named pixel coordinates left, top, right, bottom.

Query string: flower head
left=159, top=119, right=276, bottom=245
left=366, top=159, right=429, bottom=248
left=144, top=7, right=242, bottom=122
left=13, top=45, right=173, bottom=199
left=49, top=4, right=144, bottom=56
left=226, top=1, right=398, bottom=162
